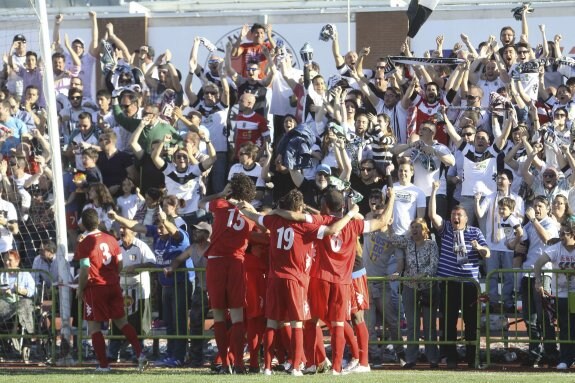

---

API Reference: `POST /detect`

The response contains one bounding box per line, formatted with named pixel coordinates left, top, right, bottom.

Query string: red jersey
left=205, top=198, right=255, bottom=259
left=410, top=94, right=450, bottom=145
left=245, top=230, right=270, bottom=272
left=260, top=214, right=323, bottom=287
left=74, top=230, right=122, bottom=286
left=233, top=111, right=269, bottom=158
left=310, top=217, right=368, bottom=284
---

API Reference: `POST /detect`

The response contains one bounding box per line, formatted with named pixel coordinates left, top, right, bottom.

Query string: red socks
left=230, top=322, right=246, bottom=369
left=344, top=321, right=359, bottom=359
left=121, top=324, right=142, bottom=357
left=331, top=326, right=345, bottom=372
left=91, top=331, right=108, bottom=368
left=213, top=321, right=229, bottom=367
left=303, top=322, right=317, bottom=367
left=292, top=327, right=304, bottom=371
left=354, top=322, right=369, bottom=366
left=263, top=327, right=276, bottom=370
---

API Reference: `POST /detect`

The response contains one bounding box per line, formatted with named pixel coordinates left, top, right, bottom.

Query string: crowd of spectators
left=1, top=4, right=575, bottom=373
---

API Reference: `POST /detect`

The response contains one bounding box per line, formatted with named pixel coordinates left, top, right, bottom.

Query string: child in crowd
left=116, top=177, right=144, bottom=219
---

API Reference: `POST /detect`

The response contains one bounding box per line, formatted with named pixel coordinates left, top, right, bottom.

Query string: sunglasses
left=204, top=91, right=218, bottom=96
left=462, top=132, right=475, bottom=137
left=517, top=50, right=529, bottom=54
left=175, top=154, right=189, bottom=160
left=360, top=167, right=374, bottom=172
left=69, top=96, right=82, bottom=101
left=466, top=95, right=478, bottom=100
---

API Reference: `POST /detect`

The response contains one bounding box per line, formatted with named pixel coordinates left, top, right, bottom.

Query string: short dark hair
left=251, top=23, right=265, bottom=33
left=497, top=169, right=513, bottom=183
left=26, top=51, right=37, bottom=59
left=81, top=208, right=100, bottom=231
left=41, top=240, right=57, bottom=254
left=532, top=195, right=550, bottom=208
left=229, top=173, right=256, bottom=202
left=322, top=188, right=344, bottom=213
left=278, top=189, right=304, bottom=212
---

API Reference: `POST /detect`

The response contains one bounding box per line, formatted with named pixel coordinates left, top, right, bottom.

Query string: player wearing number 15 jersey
left=236, top=189, right=358, bottom=375
left=199, top=174, right=257, bottom=374
left=75, top=208, right=146, bottom=372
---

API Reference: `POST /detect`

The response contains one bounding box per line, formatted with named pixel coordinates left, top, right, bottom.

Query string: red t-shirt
left=233, top=111, right=269, bottom=158
left=259, top=214, right=323, bottom=287
left=237, top=41, right=273, bottom=78
left=205, top=198, right=255, bottom=259
left=74, top=230, right=122, bottom=286
left=311, top=217, right=368, bottom=284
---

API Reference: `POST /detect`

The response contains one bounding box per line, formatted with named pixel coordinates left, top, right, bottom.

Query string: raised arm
left=88, top=11, right=99, bottom=57
left=330, top=29, right=345, bottom=68
left=105, top=23, right=132, bottom=64
left=151, top=135, right=167, bottom=170
left=441, top=106, right=463, bottom=147
left=429, top=181, right=443, bottom=232
left=366, top=187, right=396, bottom=232
left=108, top=210, right=147, bottom=234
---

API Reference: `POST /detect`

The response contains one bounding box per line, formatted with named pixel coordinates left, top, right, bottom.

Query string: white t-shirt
left=545, top=242, right=575, bottom=298
left=386, top=182, right=426, bottom=235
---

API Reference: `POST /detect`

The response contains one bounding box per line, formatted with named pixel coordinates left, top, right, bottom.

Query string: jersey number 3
left=100, top=243, right=112, bottom=266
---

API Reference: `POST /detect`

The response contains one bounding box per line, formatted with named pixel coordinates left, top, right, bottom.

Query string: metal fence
left=4, top=267, right=575, bottom=368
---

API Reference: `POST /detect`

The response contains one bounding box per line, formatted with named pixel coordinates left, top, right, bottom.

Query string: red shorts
left=266, top=278, right=309, bottom=322
left=308, top=277, right=350, bottom=322
left=206, top=257, right=246, bottom=309
left=66, top=211, right=78, bottom=230
left=83, top=284, right=125, bottom=321
left=245, top=268, right=266, bottom=319
left=350, top=274, right=370, bottom=314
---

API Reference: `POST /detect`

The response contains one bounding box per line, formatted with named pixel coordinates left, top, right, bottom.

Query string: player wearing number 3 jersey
left=75, top=208, right=146, bottom=372
left=199, top=174, right=257, bottom=374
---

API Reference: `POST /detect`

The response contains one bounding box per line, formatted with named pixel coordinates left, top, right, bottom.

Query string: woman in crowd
left=385, top=218, right=440, bottom=369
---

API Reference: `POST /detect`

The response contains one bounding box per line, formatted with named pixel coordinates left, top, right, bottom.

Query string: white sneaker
left=263, top=369, right=272, bottom=375
left=557, top=362, right=568, bottom=370
left=317, top=358, right=332, bottom=373
left=291, top=369, right=303, bottom=376
left=95, top=366, right=111, bottom=373
left=349, top=364, right=371, bottom=373
left=332, top=369, right=349, bottom=376
left=303, top=365, right=317, bottom=374
left=344, top=358, right=359, bottom=372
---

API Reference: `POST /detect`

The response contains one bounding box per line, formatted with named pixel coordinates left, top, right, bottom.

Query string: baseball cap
left=13, top=34, right=26, bottom=43
left=72, top=38, right=85, bottom=47
left=192, top=221, right=212, bottom=236
left=315, top=163, right=331, bottom=176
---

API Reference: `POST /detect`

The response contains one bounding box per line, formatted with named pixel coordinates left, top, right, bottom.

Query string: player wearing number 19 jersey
left=200, top=174, right=257, bottom=374
left=236, top=189, right=358, bottom=375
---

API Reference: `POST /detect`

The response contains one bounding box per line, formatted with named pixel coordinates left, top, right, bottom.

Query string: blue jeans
left=485, top=250, right=514, bottom=307
left=162, top=280, right=192, bottom=362
left=402, top=285, right=438, bottom=364
left=521, top=276, right=557, bottom=358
